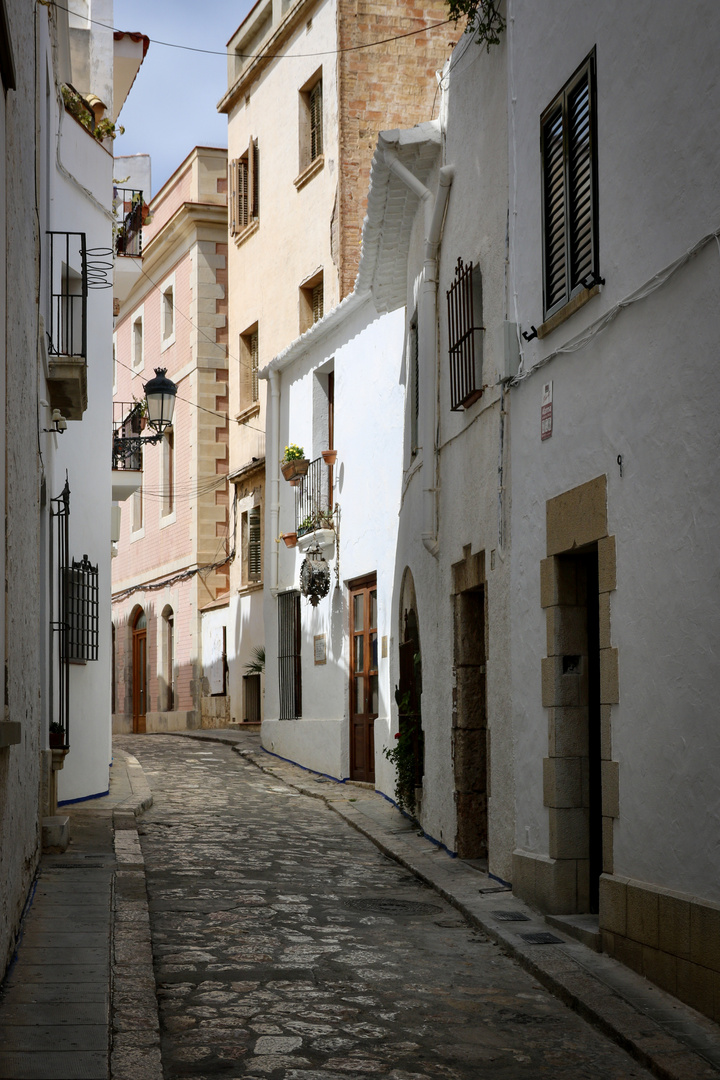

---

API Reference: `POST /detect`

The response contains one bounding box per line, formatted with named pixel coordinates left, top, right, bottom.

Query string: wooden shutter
left=248, top=505, right=261, bottom=582
left=250, top=138, right=259, bottom=219
left=238, top=156, right=249, bottom=230
left=567, top=67, right=595, bottom=291
left=541, top=103, right=567, bottom=315
left=229, top=159, right=239, bottom=235
left=541, top=52, right=598, bottom=319
left=278, top=591, right=302, bottom=719
left=250, top=330, right=259, bottom=402
left=312, top=280, right=323, bottom=323
left=310, top=80, right=323, bottom=161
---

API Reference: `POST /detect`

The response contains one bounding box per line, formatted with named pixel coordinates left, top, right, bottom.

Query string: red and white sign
left=541, top=380, right=553, bottom=441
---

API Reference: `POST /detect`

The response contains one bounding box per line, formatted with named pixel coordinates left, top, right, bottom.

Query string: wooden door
left=132, top=611, right=147, bottom=733
left=349, top=575, right=378, bottom=782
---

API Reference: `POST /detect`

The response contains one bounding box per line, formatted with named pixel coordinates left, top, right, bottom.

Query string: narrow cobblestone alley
left=118, top=735, right=653, bottom=1080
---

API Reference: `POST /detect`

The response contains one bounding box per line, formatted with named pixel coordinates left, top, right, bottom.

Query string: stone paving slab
left=0, top=1024, right=108, bottom=1051
left=164, top=727, right=720, bottom=1080
left=0, top=1002, right=108, bottom=1025
left=0, top=1051, right=108, bottom=1079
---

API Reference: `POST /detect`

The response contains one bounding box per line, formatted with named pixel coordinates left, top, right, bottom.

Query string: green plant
left=282, top=443, right=305, bottom=462
left=297, top=508, right=334, bottom=535
left=383, top=687, right=422, bottom=816
left=61, top=85, right=125, bottom=141
left=244, top=646, right=265, bottom=675
left=49, top=721, right=63, bottom=734
left=445, top=0, right=506, bottom=51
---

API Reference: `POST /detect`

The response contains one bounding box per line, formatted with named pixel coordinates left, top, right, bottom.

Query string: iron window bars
left=295, top=455, right=332, bottom=534
left=447, top=257, right=484, bottom=411
left=541, top=50, right=599, bottom=321
left=62, top=556, right=99, bottom=662
left=114, top=188, right=144, bottom=257
left=278, top=590, right=302, bottom=720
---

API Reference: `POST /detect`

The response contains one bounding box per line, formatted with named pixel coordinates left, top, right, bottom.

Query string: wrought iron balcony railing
left=114, top=187, right=144, bottom=257
left=295, top=455, right=332, bottom=534
left=47, top=231, right=88, bottom=360
left=112, top=400, right=144, bottom=471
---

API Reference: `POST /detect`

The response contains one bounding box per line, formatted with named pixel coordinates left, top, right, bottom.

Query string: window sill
left=130, top=526, right=145, bottom=543
left=160, top=332, right=176, bottom=353
left=538, top=283, right=600, bottom=339
left=237, top=581, right=264, bottom=596
left=294, top=155, right=324, bottom=192
left=231, top=217, right=259, bottom=247
left=159, top=510, right=177, bottom=530
left=236, top=401, right=260, bottom=425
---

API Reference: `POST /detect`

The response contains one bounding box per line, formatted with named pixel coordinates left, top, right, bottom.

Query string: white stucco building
left=261, top=294, right=405, bottom=785
left=504, top=0, right=720, bottom=1020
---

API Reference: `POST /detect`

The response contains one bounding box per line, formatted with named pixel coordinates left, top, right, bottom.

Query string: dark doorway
left=453, top=585, right=488, bottom=858
left=349, top=574, right=378, bottom=783
left=132, top=609, right=147, bottom=733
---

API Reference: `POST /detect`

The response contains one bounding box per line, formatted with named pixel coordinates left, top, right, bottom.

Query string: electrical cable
left=49, top=2, right=453, bottom=62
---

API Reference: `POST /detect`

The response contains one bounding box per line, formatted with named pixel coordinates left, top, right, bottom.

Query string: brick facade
left=336, top=0, right=459, bottom=296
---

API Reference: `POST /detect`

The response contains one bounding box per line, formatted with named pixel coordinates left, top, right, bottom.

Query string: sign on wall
left=541, top=380, right=553, bottom=441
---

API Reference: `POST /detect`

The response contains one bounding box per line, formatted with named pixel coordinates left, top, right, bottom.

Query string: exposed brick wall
left=337, top=0, right=460, bottom=297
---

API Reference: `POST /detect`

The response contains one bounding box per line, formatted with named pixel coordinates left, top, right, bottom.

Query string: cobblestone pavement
left=118, top=734, right=653, bottom=1080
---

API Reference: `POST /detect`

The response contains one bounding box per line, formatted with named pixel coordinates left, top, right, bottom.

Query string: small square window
left=299, top=272, right=323, bottom=334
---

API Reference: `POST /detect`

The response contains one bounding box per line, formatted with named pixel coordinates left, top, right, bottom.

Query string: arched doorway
left=397, top=569, right=423, bottom=812
left=132, top=609, right=147, bottom=733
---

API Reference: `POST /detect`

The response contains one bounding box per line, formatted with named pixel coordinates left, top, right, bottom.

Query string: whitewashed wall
left=508, top=0, right=720, bottom=899
left=263, top=300, right=405, bottom=784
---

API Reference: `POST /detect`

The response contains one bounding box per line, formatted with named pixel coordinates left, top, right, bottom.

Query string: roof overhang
left=113, top=32, right=150, bottom=122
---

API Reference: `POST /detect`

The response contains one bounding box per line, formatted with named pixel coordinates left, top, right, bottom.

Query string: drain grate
left=519, top=932, right=564, bottom=944
left=491, top=910, right=531, bottom=922
left=344, top=897, right=443, bottom=916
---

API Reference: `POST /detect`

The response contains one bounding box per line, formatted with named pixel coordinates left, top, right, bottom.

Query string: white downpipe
left=384, top=147, right=454, bottom=558
left=421, top=164, right=454, bottom=557
left=268, top=369, right=281, bottom=596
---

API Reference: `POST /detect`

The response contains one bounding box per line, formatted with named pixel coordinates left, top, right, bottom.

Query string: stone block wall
left=336, top=0, right=460, bottom=296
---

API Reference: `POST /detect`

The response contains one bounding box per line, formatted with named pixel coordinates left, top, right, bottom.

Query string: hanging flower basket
left=321, top=448, right=337, bottom=466
left=281, top=458, right=309, bottom=485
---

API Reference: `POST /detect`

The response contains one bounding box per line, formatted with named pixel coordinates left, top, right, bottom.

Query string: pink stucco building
left=112, top=147, right=232, bottom=733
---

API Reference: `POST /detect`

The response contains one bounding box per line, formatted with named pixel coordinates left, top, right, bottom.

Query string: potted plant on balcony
left=321, top=448, right=337, bottom=466
left=49, top=721, right=65, bottom=749
left=281, top=532, right=298, bottom=548
left=281, top=444, right=309, bottom=486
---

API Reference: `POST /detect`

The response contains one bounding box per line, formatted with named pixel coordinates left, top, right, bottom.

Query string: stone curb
left=229, top=742, right=720, bottom=1080
left=110, top=764, right=162, bottom=1080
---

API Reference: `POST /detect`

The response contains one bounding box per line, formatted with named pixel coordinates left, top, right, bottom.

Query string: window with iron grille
left=446, top=258, right=484, bottom=411
left=278, top=591, right=302, bottom=720
left=229, top=138, right=259, bottom=236
left=62, top=555, right=99, bottom=662
left=541, top=51, right=599, bottom=321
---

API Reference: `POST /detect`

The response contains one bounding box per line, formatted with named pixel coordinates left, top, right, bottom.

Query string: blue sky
left=114, top=0, right=256, bottom=195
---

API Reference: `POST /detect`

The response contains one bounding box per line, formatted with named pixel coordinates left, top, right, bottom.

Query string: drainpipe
left=384, top=148, right=454, bottom=557
left=267, top=368, right=281, bottom=597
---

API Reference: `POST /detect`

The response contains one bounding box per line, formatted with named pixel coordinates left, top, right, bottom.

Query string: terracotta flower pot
left=321, top=449, right=337, bottom=465
left=282, top=532, right=298, bottom=548
left=281, top=458, right=309, bottom=485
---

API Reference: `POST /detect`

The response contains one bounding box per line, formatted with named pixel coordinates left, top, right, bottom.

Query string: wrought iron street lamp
left=113, top=367, right=177, bottom=463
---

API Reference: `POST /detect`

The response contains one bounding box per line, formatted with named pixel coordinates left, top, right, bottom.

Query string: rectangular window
left=132, top=482, right=143, bottom=533
left=62, top=556, right=99, bottom=663
left=298, top=70, right=323, bottom=177
left=278, top=590, right=301, bottom=720
left=161, top=284, right=174, bottom=343
left=541, top=50, right=599, bottom=320
left=162, top=430, right=175, bottom=517
left=242, top=504, right=262, bottom=584
left=299, top=271, right=323, bottom=334
left=446, top=259, right=483, bottom=411
left=229, top=138, right=259, bottom=236
left=409, top=317, right=419, bottom=453
left=240, top=325, right=259, bottom=407
left=131, top=310, right=144, bottom=370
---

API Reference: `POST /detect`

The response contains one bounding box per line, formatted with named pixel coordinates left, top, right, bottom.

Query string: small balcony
left=113, top=188, right=144, bottom=305
left=46, top=231, right=88, bottom=420
left=111, top=400, right=143, bottom=501
left=295, top=455, right=333, bottom=537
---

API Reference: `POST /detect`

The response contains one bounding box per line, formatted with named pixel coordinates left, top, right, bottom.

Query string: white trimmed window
left=160, top=276, right=175, bottom=349
left=131, top=306, right=144, bottom=371
left=229, top=138, right=259, bottom=237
